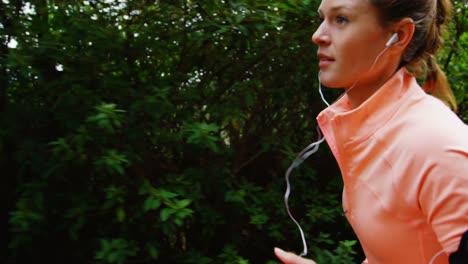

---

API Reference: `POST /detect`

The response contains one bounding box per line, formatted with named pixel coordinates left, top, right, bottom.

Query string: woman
left=275, top=0, right=468, bottom=263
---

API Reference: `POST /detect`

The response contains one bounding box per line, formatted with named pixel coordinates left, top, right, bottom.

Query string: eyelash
left=318, top=15, right=349, bottom=25
left=335, top=16, right=348, bottom=24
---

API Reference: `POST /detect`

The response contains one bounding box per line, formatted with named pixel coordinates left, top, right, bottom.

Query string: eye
left=335, top=16, right=348, bottom=25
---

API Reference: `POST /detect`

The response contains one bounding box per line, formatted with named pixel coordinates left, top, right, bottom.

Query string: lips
left=317, top=52, right=334, bottom=68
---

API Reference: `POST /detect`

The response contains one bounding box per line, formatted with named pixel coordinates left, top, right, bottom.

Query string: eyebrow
left=318, top=5, right=353, bottom=15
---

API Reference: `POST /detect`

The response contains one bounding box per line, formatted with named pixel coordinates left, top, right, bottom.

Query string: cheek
left=338, top=28, right=384, bottom=58
left=338, top=38, right=367, bottom=63
left=338, top=33, right=384, bottom=72
left=319, top=30, right=386, bottom=88
left=326, top=39, right=368, bottom=85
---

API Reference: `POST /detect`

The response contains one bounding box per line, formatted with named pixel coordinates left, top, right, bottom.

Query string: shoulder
left=390, top=92, right=468, bottom=153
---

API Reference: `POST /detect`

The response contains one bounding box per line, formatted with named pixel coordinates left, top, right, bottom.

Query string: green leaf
left=343, top=240, right=357, bottom=247
left=160, top=208, right=175, bottom=221
left=249, top=213, right=269, bottom=227
left=176, top=208, right=193, bottom=220
left=143, top=196, right=161, bottom=212
left=155, top=189, right=178, bottom=199
left=174, top=199, right=191, bottom=209
left=147, top=244, right=159, bottom=259
left=116, top=207, right=126, bottom=222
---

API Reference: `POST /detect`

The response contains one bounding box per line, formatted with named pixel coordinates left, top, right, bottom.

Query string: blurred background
left=2, top=1, right=467, bottom=263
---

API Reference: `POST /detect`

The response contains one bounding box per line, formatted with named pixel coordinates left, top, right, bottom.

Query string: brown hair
left=371, top=0, right=457, bottom=111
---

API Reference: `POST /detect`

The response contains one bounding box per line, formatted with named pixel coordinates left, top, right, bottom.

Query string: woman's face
left=312, top=0, right=391, bottom=89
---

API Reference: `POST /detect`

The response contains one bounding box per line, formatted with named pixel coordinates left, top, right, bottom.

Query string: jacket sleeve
left=419, top=146, right=468, bottom=254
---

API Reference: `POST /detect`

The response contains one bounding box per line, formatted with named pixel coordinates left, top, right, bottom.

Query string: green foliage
left=2, top=0, right=466, bottom=264
left=217, top=245, right=250, bottom=264
left=96, top=238, right=139, bottom=264
left=442, top=1, right=468, bottom=121
left=86, top=103, right=126, bottom=134
left=314, top=240, right=358, bottom=264
left=139, top=179, right=193, bottom=226
left=183, top=122, right=220, bottom=152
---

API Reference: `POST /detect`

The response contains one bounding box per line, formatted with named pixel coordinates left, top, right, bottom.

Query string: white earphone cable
left=284, top=126, right=326, bottom=257
left=283, top=40, right=393, bottom=256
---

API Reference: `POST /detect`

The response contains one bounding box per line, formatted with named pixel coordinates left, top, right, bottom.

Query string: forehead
left=318, top=0, right=373, bottom=13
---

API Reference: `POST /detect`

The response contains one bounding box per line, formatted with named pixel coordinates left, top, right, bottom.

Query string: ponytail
left=423, top=55, right=457, bottom=111
left=422, top=0, right=457, bottom=111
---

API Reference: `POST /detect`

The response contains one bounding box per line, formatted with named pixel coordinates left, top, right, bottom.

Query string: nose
left=312, top=23, right=330, bottom=46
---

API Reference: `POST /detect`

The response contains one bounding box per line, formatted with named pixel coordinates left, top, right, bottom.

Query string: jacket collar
left=317, top=68, right=419, bottom=147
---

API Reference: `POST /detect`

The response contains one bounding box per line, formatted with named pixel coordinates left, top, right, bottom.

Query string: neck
left=346, top=65, right=400, bottom=108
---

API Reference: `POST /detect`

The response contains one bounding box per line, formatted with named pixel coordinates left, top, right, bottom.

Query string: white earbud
left=385, top=33, right=399, bottom=47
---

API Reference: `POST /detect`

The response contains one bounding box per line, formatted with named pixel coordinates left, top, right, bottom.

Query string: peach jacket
left=317, top=68, right=468, bottom=264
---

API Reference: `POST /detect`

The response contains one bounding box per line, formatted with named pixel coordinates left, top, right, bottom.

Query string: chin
left=318, top=74, right=345, bottom=89
left=319, top=71, right=347, bottom=88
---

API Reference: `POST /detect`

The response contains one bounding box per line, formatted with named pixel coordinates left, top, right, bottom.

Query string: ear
left=387, top=18, right=415, bottom=54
